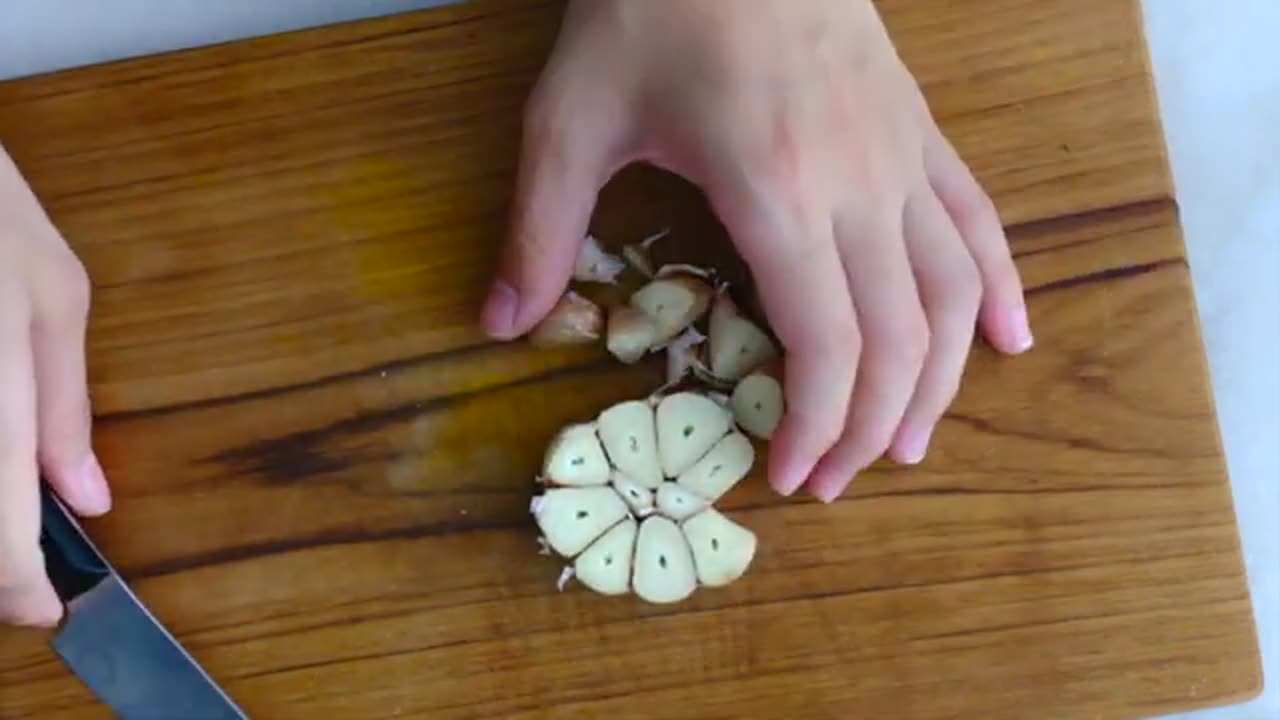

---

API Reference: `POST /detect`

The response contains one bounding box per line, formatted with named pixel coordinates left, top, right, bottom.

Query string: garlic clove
left=573, top=234, right=626, bottom=284
left=707, top=294, right=778, bottom=382
left=610, top=471, right=656, bottom=516
left=681, top=508, right=757, bottom=588
left=656, top=392, right=733, bottom=478
left=632, top=516, right=697, bottom=604
left=655, top=482, right=708, bottom=522
left=606, top=306, right=660, bottom=364
left=629, top=276, right=714, bottom=347
left=533, top=486, right=630, bottom=557
left=731, top=372, right=785, bottom=440
left=598, top=400, right=664, bottom=489
left=541, top=423, right=611, bottom=486
left=573, top=517, right=637, bottom=595
left=529, top=291, right=603, bottom=348
left=675, top=431, right=754, bottom=502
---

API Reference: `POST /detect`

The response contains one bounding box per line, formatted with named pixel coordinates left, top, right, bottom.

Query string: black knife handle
left=39, top=483, right=111, bottom=602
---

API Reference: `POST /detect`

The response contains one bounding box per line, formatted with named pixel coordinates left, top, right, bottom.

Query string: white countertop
left=2, top=1, right=1275, bottom=717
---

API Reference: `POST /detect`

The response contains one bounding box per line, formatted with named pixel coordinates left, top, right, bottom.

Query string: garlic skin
left=663, top=327, right=708, bottom=387
left=529, top=291, right=603, bottom=348
left=621, top=227, right=669, bottom=279
left=573, top=234, right=627, bottom=284
left=606, top=306, right=660, bottom=364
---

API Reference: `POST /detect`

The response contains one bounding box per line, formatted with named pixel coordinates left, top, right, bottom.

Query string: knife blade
left=40, top=483, right=248, bottom=720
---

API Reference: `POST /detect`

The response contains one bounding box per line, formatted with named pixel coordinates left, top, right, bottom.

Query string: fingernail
left=480, top=280, right=520, bottom=339
left=1006, top=303, right=1034, bottom=353
left=812, top=481, right=845, bottom=505
left=771, top=449, right=816, bottom=497
left=894, top=425, right=933, bottom=465
left=76, top=454, right=112, bottom=516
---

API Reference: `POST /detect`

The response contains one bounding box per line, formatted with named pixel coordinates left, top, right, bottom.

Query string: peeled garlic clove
left=573, top=517, right=637, bottom=595
left=597, top=400, right=663, bottom=489
left=542, top=423, right=611, bottom=486
left=533, top=486, right=630, bottom=557
left=573, top=234, right=626, bottom=284
left=707, top=294, right=778, bottom=382
left=656, top=392, right=733, bottom=478
left=611, top=471, right=656, bottom=516
left=681, top=508, right=757, bottom=588
left=656, top=482, right=708, bottom=522
left=731, top=372, right=784, bottom=440
left=676, top=431, right=754, bottom=502
left=529, top=291, right=603, bottom=348
left=629, top=276, right=714, bottom=347
left=632, top=516, right=697, bottom=604
left=605, top=305, right=660, bottom=365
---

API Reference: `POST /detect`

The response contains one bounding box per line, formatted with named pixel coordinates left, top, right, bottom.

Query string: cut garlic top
left=533, top=391, right=759, bottom=604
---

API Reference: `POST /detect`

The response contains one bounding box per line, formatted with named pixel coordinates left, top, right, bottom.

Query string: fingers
left=30, top=251, right=109, bottom=517
left=481, top=80, right=620, bottom=341
left=806, top=203, right=926, bottom=502
left=0, top=296, right=62, bottom=627
left=888, top=190, right=982, bottom=464
left=924, top=128, right=1033, bottom=354
left=705, top=178, right=860, bottom=498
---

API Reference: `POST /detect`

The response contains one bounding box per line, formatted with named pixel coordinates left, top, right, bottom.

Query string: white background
left=1, top=2, right=1275, bottom=718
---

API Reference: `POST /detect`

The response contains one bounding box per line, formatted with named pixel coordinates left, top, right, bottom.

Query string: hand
left=482, top=0, right=1032, bottom=501
left=0, top=146, right=109, bottom=627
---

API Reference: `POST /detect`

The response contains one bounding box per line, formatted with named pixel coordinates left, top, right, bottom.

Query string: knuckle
left=942, top=259, right=984, bottom=317
left=957, top=184, right=999, bottom=224
left=873, top=312, right=930, bottom=371
left=37, top=252, right=92, bottom=326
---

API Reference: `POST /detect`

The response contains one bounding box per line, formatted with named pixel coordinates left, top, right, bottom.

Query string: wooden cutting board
left=0, top=1, right=1262, bottom=718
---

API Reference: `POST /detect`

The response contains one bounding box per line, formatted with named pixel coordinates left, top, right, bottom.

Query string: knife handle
left=39, top=483, right=111, bottom=602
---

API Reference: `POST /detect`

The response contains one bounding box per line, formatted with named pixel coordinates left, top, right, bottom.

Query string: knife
left=39, top=483, right=249, bottom=720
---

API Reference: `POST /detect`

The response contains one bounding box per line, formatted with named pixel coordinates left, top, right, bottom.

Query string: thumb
left=481, top=99, right=615, bottom=340
left=33, top=255, right=110, bottom=517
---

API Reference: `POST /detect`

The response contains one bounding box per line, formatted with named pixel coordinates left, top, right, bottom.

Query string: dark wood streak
left=1004, top=197, right=1174, bottom=243
left=204, top=355, right=625, bottom=485
left=128, top=514, right=528, bottom=580
left=99, top=339, right=499, bottom=424
left=944, top=408, right=1203, bottom=459
left=1025, top=257, right=1185, bottom=297
left=847, top=480, right=1223, bottom=502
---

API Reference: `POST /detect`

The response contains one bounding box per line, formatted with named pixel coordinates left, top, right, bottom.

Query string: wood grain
left=0, top=0, right=1259, bottom=718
